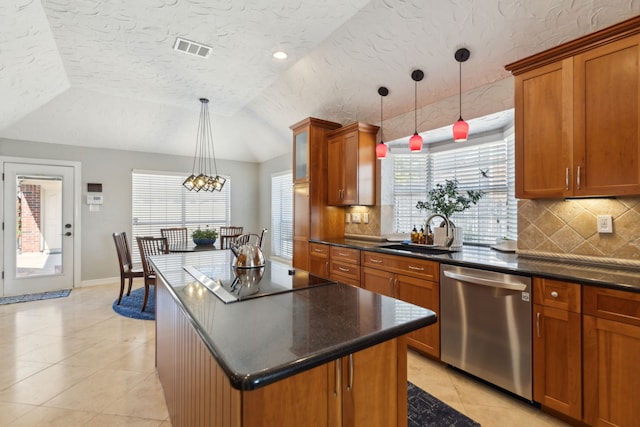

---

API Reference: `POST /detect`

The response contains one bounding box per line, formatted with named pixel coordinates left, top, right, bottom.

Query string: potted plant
left=192, top=226, right=218, bottom=246
left=415, top=179, right=483, bottom=247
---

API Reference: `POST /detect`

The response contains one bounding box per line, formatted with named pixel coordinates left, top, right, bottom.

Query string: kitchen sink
left=378, top=243, right=453, bottom=255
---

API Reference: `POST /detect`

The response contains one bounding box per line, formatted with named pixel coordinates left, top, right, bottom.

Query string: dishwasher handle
left=443, top=270, right=527, bottom=292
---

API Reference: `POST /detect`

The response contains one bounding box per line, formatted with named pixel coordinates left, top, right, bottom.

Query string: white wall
left=1, top=137, right=260, bottom=283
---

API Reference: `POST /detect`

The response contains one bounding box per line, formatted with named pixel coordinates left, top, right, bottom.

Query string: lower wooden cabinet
left=330, top=246, right=361, bottom=287
left=361, top=252, right=439, bottom=358
left=583, top=286, right=640, bottom=427
left=532, top=278, right=582, bottom=421
left=309, top=242, right=330, bottom=279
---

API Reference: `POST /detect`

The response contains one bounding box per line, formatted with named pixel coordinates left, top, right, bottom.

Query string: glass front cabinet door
left=294, top=130, right=308, bottom=182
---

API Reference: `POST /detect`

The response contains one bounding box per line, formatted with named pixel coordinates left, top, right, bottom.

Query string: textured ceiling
left=1, top=1, right=639, bottom=163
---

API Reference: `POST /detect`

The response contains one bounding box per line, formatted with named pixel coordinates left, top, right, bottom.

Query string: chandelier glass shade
left=183, top=98, right=226, bottom=192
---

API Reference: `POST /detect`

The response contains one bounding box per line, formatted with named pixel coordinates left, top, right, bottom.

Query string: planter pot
left=193, top=238, right=216, bottom=246
left=433, top=227, right=463, bottom=248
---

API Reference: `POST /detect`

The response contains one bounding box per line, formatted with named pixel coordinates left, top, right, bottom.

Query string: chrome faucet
left=425, top=214, right=454, bottom=249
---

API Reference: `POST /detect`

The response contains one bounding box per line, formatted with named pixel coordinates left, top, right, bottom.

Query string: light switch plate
left=351, top=213, right=361, bottom=223
left=363, top=213, right=369, bottom=224
left=597, top=215, right=613, bottom=233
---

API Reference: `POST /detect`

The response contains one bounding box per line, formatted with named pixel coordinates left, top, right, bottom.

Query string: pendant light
left=376, top=86, right=389, bottom=159
left=183, top=98, right=226, bottom=192
left=452, top=48, right=470, bottom=142
left=409, top=69, right=424, bottom=151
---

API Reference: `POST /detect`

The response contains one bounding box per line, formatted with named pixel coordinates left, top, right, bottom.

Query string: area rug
left=0, top=289, right=71, bottom=305
left=408, top=382, right=480, bottom=427
left=112, top=287, right=155, bottom=321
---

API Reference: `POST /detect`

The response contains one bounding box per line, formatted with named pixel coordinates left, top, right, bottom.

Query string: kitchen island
left=150, top=250, right=437, bottom=427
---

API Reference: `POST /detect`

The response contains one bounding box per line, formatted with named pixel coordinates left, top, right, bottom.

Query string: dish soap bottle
left=418, top=226, right=425, bottom=244
left=411, top=226, right=418, bottom=243
left=426, top=224, right=434, bottom=245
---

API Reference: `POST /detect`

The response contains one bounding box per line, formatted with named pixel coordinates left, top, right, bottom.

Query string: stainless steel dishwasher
left=440, top=264, right=532, bottom=400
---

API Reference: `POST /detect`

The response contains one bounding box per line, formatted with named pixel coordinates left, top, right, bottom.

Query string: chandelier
left=183, top=98, right=226, bottom=192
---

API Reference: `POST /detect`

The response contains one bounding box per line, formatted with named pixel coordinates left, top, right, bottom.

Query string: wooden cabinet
left=290, top=118, right=343, bottom=269
left=506, top=17, right=640, bottom=198
left=309, top=242, right=331, bottom=279
left=327, top=122, right=378, bottom=206
left=330, top=246, right=361, bottom=287
left=327, top=338, right=407, bottom=427
left=583, top=286, right=640, bottom=427
left=362, top=251, right=439, bottom=358
left=532, top=278, right=582, bottom=421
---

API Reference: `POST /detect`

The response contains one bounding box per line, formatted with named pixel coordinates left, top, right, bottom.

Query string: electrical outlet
left=351, top=212, right=361, bottom=223
left=597, top=215, right=613, bottom=233
left=363, top=213, right=369, bottom=224
left=345, top=213, right=350, bottom=224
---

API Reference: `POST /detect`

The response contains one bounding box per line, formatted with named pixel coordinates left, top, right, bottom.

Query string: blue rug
left=408, top=382, right=480, bottom=427
left=112, top=287, right=155, bottom=320
left=0, top=289, right=71, bottom=305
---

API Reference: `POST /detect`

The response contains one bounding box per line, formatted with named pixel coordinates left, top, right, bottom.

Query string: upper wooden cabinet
left=327, top=122, right=379, bottom=206
left=506, top=17, right=640, bottom=199
left=290, top=118, right=343, bottom=270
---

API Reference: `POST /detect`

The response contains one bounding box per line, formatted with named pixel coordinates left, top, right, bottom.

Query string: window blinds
left=131, top=170, right=230, bottom=263
left=271, top=172, right=293, bottom=259
left=392, top=134, right=517, bottom=245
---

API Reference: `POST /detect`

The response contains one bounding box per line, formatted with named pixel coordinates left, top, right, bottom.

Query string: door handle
left=443, top=270, right=527, bottom=291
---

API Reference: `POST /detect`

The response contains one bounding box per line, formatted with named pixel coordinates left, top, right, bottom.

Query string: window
left=390, top=129, right=517, bottom=245
left=271, top=171, right=293, bottom=259
left=131, top=170, right=230, bottom=262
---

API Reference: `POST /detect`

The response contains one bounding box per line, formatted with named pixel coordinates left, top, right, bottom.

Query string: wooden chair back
left=136, top=236, right=169, bottom=278
left=112, top=232, right=144, bottom=304
left=136, top=236, right=169, bottom=312
left=160, top=227, right=188, bottom=246
left=220, top=226, right=243, bottom=249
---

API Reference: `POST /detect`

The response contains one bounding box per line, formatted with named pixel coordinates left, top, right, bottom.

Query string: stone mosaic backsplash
left=518, top=197, right=640, bottom=265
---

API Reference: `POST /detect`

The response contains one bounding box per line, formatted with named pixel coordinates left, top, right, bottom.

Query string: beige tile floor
left=0, top=283, right=570, bottom=427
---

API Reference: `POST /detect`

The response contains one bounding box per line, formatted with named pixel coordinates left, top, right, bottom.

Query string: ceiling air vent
left=173, top=37, right=211, bottom=58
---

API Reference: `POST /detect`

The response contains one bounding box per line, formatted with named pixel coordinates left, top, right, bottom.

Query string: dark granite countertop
left=311, top=238, right=640, bottom=293
left=150, top=250, right=437, bottom=391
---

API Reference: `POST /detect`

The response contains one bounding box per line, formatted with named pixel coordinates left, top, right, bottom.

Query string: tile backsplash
left=518, top=197, right=640, bottom=265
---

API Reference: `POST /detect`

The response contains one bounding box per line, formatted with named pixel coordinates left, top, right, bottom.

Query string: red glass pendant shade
left=409, top=132, right=423, bottom=151
left=376, top=142, right=388, bottom=159
left=453, top=118, right=469, bottom=142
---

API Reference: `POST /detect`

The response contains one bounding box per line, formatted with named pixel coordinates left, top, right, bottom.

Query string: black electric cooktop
left=184, top=260, right=333, bottom=303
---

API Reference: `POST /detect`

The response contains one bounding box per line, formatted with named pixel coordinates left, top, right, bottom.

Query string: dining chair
left=220, top=226, right=243, bottom=249
left=112, top=232, right=144, bottom=305
left=136, top=236, right=169, bottom=312
left=160, top=227, right=188, bottom=246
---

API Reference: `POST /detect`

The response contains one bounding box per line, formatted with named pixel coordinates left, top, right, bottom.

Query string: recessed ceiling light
left=272, top=51, right=288, bottom=60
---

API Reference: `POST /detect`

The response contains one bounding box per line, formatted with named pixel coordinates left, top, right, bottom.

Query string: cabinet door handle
left=325, top=261, right=329, bottom=276
left=394, top=277, right=399, bottom=295
left=338, top=266, right=351, bottom=272
left=369, top=258, right=383, bottom=264
left=536, top=312, right=541, bottom=338
left=565, top=168, right=569, bottom=190
left=550, top=291, right=558, bottom=298
left=388, top=276, right=394, bottom=293
left=577, top=166, right=581, bottom=190
left=347, top=354, right=354, bottom=391
left=313, top=248, right=325, bottom=253
left=408, top=265, right=424, bottom=271
left=334, top=358, right=341, bottom=397
left=337, top=252, right=348, bottom=257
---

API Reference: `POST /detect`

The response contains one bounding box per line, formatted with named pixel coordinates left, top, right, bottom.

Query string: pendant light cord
left=414, top=79, right=418, bottom=133
left=458, top=61, right=462, bottom=121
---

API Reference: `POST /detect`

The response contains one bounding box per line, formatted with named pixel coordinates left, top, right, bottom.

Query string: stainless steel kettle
left=230, top=240, right=265, bottom=268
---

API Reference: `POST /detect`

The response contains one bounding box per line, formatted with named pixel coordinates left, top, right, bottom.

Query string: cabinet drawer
left=330, top=261, right=360, bottom=282
left=583, top=286, right=640, bottom=326
left=330, top=246, right=360, bottom=265
left=533, top=278, right=581, bottom=313
left=309, top=243, right=330, bottom=259
left=362, top=251, right=438, bottom=281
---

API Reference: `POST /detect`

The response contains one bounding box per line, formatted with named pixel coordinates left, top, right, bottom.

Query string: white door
left=3, top=163, right=75, bottom=296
